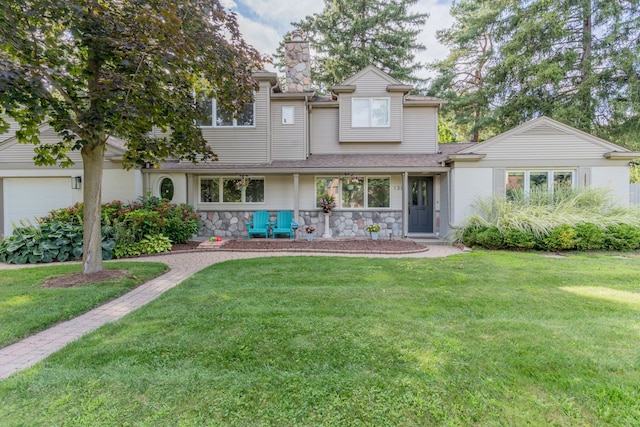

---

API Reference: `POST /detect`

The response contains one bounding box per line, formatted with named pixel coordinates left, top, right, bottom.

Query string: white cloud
left=228, top=0, right=454, bottom=80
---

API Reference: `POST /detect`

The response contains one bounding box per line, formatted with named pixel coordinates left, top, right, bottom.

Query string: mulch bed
left=172, top=238, right=428, bottom=254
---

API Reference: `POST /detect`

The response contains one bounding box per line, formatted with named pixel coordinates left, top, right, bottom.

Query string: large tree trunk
left=81, top=141, right=105, bottom=275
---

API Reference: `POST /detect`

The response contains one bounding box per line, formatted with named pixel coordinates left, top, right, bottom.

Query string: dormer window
left=196, top=96, right=255, bottom=127
left=352, top=97, right=390, bottom=127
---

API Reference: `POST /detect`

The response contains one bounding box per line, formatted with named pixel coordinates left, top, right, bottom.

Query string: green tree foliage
left=0, top=0, right=264, bottom=274
left=280, top=0, right=428, bottom=92
left=431, top=0, right=640, bottom=148
left=429, top=0, right=507, bottom=142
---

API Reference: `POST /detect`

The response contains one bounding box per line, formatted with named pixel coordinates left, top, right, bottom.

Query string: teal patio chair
left=271, top=210, right=294, bottom=239
left=246, top=210, right=270, bottom=239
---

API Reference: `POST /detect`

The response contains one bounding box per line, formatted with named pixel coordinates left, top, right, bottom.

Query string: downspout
left=307, top=100, right=312, bottom=158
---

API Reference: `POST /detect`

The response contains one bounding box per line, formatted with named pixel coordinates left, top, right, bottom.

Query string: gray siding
left=338, top=70, right=403, bottom=143
left=271, top=100, right=307, bottom=161
left=0, top=128, right=83, bottom=166
left=402, top=107, right=438, bottom=153
left=310, top=108, right=339, bottom=154
left=0, top=115, right=20, bottom=142
left=200, top=81, right=271, bottom=164
left=311, top=106, right=439, bottom=154
left=476, top=124, right=611, bottom=160
left=0, top=128, right=125, bottom=170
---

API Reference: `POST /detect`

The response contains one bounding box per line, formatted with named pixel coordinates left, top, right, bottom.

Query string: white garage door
left=4, top=178, right=73, bottom=236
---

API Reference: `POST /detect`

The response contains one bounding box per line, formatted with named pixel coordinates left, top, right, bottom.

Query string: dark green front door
left=408, top=177, right=434, bottom=233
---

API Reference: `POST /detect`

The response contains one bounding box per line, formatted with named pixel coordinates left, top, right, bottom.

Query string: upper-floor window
left=352, top=98, right=390, bottom=127
left=196, top=97, right=255, bottom=128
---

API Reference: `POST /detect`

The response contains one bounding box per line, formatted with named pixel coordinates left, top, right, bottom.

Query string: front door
left=408, top=176, right=434, bottom=233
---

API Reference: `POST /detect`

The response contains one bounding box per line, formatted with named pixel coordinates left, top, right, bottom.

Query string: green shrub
left=503, top=229, right=537, bottom=250
left=476, top=227, right=504, bottom=249
left=542, top=225, right=576, bottom=251
left=0, top=221, right=116, bottom=264
left=41, top=203, right=84, bottom=225
left=159, top=204, right=201, bottom=244
left=138, top=234, right=172, bottom=254
left=122, top=210, right=164, bottom=241
left=113, top=234, right=172, bottom=259
left=460, top=226, right=488, bottom=247
left=604, top=224, right=640, bottom=251
left=574, top=223, right=606, bottom=251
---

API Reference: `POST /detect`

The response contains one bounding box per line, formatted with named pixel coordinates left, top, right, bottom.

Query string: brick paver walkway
left=0, top=246, right=463, bottom=380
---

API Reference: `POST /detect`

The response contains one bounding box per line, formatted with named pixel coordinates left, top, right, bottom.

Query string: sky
left=220, top=0, right=455, bottom=81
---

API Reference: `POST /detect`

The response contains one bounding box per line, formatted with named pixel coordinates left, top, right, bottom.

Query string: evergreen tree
left=429, top=0, right=507, bottom=141
left=431, top=0, right=640, bottom=148
left=281, top=0, right=428, bottom=92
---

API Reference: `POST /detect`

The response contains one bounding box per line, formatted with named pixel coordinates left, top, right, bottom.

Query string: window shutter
left=577, top=167, right=591, bottom=188
left=493, top=168, right=506, bottom=196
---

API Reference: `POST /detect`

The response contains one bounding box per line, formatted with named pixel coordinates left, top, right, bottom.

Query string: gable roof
left=0, top=123, right=127, bottom=159
left=458, top=116, right=635, bottom=155
left=339, top=65, right=403, bottom=86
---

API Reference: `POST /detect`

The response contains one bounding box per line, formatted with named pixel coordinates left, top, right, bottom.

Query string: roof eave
left=604, top=152, right=640, bottom=160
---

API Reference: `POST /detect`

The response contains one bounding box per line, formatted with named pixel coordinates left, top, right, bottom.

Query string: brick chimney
left=284, top=30, right=311, bottom=92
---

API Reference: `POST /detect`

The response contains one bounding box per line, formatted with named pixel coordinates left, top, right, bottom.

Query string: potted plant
left=345, top=175, right=361, bottom=190
left=365, top=224, right=381, bottom=240
left=304, top=225, right=316, bottom=241
left=235, top=174, right=251, bottom=190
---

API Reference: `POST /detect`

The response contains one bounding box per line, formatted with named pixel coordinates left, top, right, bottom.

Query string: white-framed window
left=352, top=97, right=390, bottom=127
left=506, top=170, right=575, bottom=200
left=200, top=177, right=264, bottom=203
left=196, top=97, right=255, bottom=127
left=316, top=176, right=391, bottom=209
left=282, top=106, right=295, bottom=125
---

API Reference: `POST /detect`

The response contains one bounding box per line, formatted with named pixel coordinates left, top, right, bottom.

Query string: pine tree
left=431, top=0, right=640, bottom=148
left=429, top=0, right=507, bottom=142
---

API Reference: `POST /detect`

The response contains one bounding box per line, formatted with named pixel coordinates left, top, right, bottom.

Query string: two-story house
left=2, top=34, right=638, bottom=239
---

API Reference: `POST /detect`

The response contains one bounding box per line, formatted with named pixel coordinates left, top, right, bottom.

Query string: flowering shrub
left=304, top=225, right=316, bottom=234
left=319, top=196, right=336, bottom=213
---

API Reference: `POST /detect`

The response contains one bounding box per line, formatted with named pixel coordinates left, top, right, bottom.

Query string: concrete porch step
left=407, top=234, right=450, bottom=246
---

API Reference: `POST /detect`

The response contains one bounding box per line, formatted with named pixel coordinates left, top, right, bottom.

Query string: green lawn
left=0, top=262, right=167, bottom=347
left=1, top=251, right=639, bottom=426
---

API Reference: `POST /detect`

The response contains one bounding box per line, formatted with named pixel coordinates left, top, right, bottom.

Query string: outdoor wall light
left=72, top=176, right=82, bottom=189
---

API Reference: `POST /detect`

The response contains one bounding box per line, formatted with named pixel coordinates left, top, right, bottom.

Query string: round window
left=160, top=177, right=174, bottom=201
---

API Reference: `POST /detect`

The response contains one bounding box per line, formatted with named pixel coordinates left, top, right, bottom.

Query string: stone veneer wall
left=197, top=210, right=403, bottom=239
left=284, top=34, right=311, bottom=93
